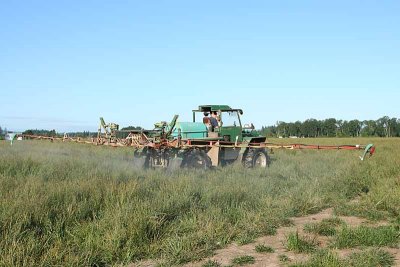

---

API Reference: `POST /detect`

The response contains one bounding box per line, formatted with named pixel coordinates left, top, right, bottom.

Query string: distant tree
left=347, top=120, right=361, bottom=137
left=299, top=121, right=308, bottom=137
left=23, top=129, right=60, bottom=137
left=335, top=120, right=344, bottom=136
left=361, top=120, right=377, bottom=137
left=376, top=116, right=390, bottom=137
left=284, top=121, right=299, bottom=137
left=396, top=119, right=400, bottom=137
left=321, top=118, right=337, bottom=137
left=276, top=121, right=287, bottom=137
left=24, top=130, right=34, bottom=135
left=397, top=119, right=400, bottom=137
left=388, top=117, right=398, bottom=137
left=302, top=119, right=319, bottom=137
left=261, top=125, right=277, bottom=137
left=67, top=131, right=97, bottom=138
left=294, top=121, right=302, bottom=137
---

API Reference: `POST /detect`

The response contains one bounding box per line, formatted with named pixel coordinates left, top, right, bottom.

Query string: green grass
left=279, top=254, right=290, bottom=263
left=0, top=138, right=399, bottom=266
left=254, top=243, right=275, bottom=253
left=202, top=259, right=222, bottom=267
left=235, top=231, right=257, bottom=245
left=231, top=255, right=255, bottom=265
left=331, top=225, right=400, bottom=248
left=290, top=248, right=395, bottom=267
left=304, top=217, right=345, bottom=236
left=345, top=248, right=394, bottom=267
left=286, top=231, right=318, bottom=253
left=290, top=249, right=342, bottom=267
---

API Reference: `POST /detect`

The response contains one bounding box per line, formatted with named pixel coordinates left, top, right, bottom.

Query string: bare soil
left=132, top=208, right=400, bottom=267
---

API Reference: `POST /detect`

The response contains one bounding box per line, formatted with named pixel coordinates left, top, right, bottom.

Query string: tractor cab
left=192, top=105, right=244, bottom=142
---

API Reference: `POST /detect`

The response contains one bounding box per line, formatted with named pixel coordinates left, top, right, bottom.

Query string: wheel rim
left=184, top=151, right=210, bottom=169
left=254, top=152, right=267, bottom=167
left=193, top=154, right=207, bottom=168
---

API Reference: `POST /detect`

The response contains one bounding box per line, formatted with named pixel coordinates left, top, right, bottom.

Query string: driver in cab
left=203, top=112, right=219, bottom=132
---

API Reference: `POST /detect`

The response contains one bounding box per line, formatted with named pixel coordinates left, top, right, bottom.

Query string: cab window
left=221, top=111, right=240, bottom=127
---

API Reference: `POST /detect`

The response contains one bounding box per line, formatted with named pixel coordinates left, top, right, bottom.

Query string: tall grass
left=0, top=138, right=399, bottom=266
left=290, top=248, right=395, bottom=267
left=331, top=225, right=400, bottom=248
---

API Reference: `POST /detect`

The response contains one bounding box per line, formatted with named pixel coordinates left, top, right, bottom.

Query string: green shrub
left=304, top=217, right=344, bottom=236
left=345, top=248, right=394, bottom=267
left=279, top=254, right=290, bottom=263
left=286, top=231, right=318, bottom=253
left=289, top=249, right=342, bottom=267
left=231, top=255, right=255, bottom=266
left=255, top=244, right=275, bottom=253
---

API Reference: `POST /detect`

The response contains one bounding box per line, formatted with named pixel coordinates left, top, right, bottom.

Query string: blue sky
left=1, top=0, right=399, bottom=132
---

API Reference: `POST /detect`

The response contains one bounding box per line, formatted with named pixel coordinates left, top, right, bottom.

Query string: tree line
left=23, top=129, right=58, bottom=137
left=22, top=126, right=143, bottom=138
left=23, top=129, right=99, bottom=138
left=260, top=116, right=400, bottom=138
left=0, top=126, right=6, bottom=140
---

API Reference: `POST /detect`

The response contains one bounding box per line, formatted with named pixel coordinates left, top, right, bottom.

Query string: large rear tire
left=133, top=150, right=150, bottom=169
left=182, top=149, right=212, bottom=169
left=243, top=148, right=269, bottom=168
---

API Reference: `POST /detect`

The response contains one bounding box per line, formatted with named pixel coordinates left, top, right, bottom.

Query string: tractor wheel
left=133, top=150, right=150, bottom=169
left=182, top=149, right=212, bottom=169
left=243, top=148, right=269, bottom=168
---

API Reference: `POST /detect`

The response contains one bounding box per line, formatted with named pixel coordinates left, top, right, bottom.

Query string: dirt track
left=187, top=208, right=400, bottom=267
left=134, top=207, right=400, bottom=267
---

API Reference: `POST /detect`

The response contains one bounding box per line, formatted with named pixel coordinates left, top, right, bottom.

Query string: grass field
left=0, top=138, right=399, bottom=266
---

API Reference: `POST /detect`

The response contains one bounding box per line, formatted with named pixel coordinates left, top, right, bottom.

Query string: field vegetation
left=0, top=138, right=399, bottom=266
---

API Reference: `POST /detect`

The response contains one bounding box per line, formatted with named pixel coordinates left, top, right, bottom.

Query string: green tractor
left=131, top=105, right=270, bottom=169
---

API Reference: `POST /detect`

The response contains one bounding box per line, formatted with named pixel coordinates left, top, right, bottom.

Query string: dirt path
left=133, top=208, right=400, bottom=267
left=187, top=208, right=400, bottom=267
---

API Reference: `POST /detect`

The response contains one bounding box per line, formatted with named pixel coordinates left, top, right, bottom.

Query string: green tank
left=172, top=122, right=208, bottom=139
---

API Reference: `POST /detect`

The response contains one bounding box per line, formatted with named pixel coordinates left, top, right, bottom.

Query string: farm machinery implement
left=19, top=105, right=376, bottom=169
